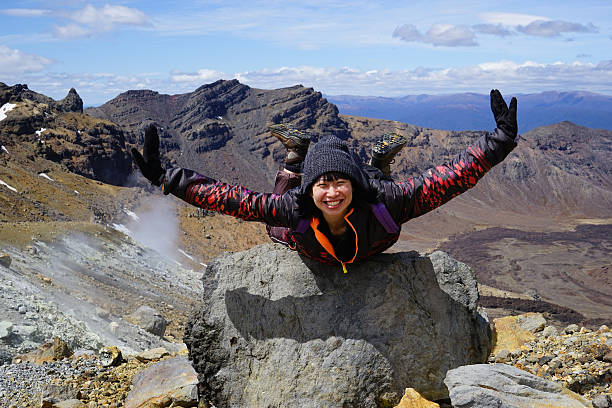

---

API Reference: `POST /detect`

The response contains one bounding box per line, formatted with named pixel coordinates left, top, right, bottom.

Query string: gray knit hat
left=300, top=135, right=368, bottom=192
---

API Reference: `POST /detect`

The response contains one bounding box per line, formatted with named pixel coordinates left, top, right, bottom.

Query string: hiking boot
left=269, top=124, right=311, bottom=165
left=369, top=132, right=407, bottom=177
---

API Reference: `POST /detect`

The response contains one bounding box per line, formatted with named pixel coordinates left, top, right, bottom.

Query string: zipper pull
left=342, top=262, right=348, bottom=274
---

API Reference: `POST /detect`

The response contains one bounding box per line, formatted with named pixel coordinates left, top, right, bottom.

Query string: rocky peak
left=85, top=79, right=351, bottom=190
left=58, top=88, right=83, bottom=113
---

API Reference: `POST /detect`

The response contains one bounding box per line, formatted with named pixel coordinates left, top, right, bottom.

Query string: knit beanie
left=300, top=135, right=368, bottom=193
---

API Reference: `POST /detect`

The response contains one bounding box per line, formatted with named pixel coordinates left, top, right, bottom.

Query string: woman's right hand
left=131, top=124, right=165, bottom=186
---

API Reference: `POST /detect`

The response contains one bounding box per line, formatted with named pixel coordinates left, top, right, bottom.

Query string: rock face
left=444, top=364, right=592, bottom=408
left=184, top=244, right=491, bottom=407
left=0, top=82, right=131, bottom=185
left=86, top=79, right=350, bottom=190
left=58, top=88, right=83, bottom=113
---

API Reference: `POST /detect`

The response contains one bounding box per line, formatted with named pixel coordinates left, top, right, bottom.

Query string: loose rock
left=445, top=364, right=592, bottom=408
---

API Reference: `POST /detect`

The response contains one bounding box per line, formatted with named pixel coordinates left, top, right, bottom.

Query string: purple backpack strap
left=295, top=218, right=310, bottom=234
left=370, top=202, right=400, bottom=234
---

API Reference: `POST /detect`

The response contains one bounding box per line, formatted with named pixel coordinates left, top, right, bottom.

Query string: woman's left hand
left=131, top=124, right=165, bottom=186
left=490, top=89, right=518, bottom=138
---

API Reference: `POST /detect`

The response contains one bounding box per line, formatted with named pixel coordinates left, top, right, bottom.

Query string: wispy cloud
left=0, top=8, right=51, bottom=17
left=516, top=20, right=598, bottom=37
left=171, top=69, right=226, bottom=83
left=479, top=12, right=548, bottom=26
left=472, top=24, right=513, bottom=37
left=0, top=45, right=53, bottom=75
left=53, top=4, right=151, bottom=39
left=393, top=24, right=477, bottom=47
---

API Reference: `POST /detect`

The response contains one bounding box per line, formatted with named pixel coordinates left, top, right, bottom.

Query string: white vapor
left=124, top=196, right=180, bottom=262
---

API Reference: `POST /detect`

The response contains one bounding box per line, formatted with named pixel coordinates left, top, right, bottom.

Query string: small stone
left=135, top=347, right=169, bottom=362
left=517, top=313, right=547, bottom=333
left=538, top=355, right=553, bottom=366
left=542, top=325, right=559, bottom=338
left=592, top=394, right=612, bottom=408
left=18, top=305, right=27, bottom=314
left=564, top=324, right=580, bottom=334
left=54, top=399, right=87, bottom=408
left=0, top=321, right=13, bottom=339
left=99, top=346, right=123, bottom=367
left=494, top=349, right=511, bottom=363
left=0, top=253, right=11, bottom=268
left=95, top=307, right=109, bottom=319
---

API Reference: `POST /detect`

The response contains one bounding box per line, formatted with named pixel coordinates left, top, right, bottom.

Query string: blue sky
left=1, top=1, right=611, bottom=105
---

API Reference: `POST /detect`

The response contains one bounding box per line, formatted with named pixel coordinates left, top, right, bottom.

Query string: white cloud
left=53, top=23, right=91, bottom=39
left=472, top=24, right=513, bottom=37
left=0, top=45, right=53, bottom=75
left=480, top=12, right=548, bottom=26
left=171, top=69, right=226, bottom=83
left=516, top=20, right=598, bottom=37
left=393, top=24, right=477, bottom=47
left=53, top=4, right=151, bottom=39
left=0, top=8, right=51, bottom=17
left=71, top=4, right=149, bottom=26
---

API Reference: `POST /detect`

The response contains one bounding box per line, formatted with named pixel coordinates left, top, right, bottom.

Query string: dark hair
left=312, top=171, right=350, bottom=185
left=296, top=171, right=376, bottom=218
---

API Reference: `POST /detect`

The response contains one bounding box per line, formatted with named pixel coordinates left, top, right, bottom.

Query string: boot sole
left=372, top=133, right=407, bottom=159
left=269, top=124, right=311, bottom=147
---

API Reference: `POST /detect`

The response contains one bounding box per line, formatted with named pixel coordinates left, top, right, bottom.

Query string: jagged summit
left=86, top=79, right=349, bottom=190
left=58, top=87, right=83, bottom=113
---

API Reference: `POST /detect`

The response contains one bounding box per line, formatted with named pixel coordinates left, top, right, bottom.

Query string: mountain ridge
left=326, top=90, right=612, bottom=132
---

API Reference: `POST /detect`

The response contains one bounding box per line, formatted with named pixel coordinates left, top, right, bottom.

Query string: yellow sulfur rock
left=491, top=314, right=536, bottom=355
left=394, top=388, right=440, bottom=408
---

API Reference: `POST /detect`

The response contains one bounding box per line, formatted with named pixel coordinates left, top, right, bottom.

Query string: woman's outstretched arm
left=132, top=126, right=295, bottom=227
left=382, top=89, right=519, bottom=223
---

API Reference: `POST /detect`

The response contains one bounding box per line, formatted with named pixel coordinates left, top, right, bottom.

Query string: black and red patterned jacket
left=161, top=128, right=516, bottom=266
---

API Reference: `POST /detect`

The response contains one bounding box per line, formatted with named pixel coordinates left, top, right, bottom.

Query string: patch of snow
left=74, top=190, right=80, bottom=195
left=110, top=223, right=131, bottom=236
left=0, top=179, right=18, bottom=192
left=123, top=209, right=140, bottom=222
left=1, top=145, right=8, bottom=155
left=174, top=260, right=182, bottom=266
left=38, top=173, right=54, bottom=181
left=35, top=128, right=46, bottom=137
left=0, top=103, right=16, bottom=121
left=178, top=249, right=194, bottom=260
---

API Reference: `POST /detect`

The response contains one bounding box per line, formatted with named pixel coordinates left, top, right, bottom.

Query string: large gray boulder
left=184, top=244, right=492, bottom=407
left=444, top=364, right=593, bottom=408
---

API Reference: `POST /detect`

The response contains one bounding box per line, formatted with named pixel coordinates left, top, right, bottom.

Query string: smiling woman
left=133, top=90, right=519, bottom=273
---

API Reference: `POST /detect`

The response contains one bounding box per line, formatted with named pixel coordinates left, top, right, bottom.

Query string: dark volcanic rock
left=58, top=88, right=83, bottom=113
left=86, top=79, right=351, bottom=190
left=0, top=82, right=132, bottom=185
left=184, top=244, right=491, bottom=407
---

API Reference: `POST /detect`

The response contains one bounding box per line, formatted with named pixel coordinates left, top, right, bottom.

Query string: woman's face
left=310, top=176, right=353, bottom=220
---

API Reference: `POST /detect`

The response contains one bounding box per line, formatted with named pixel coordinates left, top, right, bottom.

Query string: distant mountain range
left=326, top=91, right=612, bottom=133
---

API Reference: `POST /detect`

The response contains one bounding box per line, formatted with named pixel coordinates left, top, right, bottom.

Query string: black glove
left=490, top=89, right=518, bottom=139
left=131, top=124, right=164, bottom=186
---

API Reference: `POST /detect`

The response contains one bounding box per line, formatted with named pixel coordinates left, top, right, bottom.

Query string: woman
left=133, top=89, right=518, bottom=273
